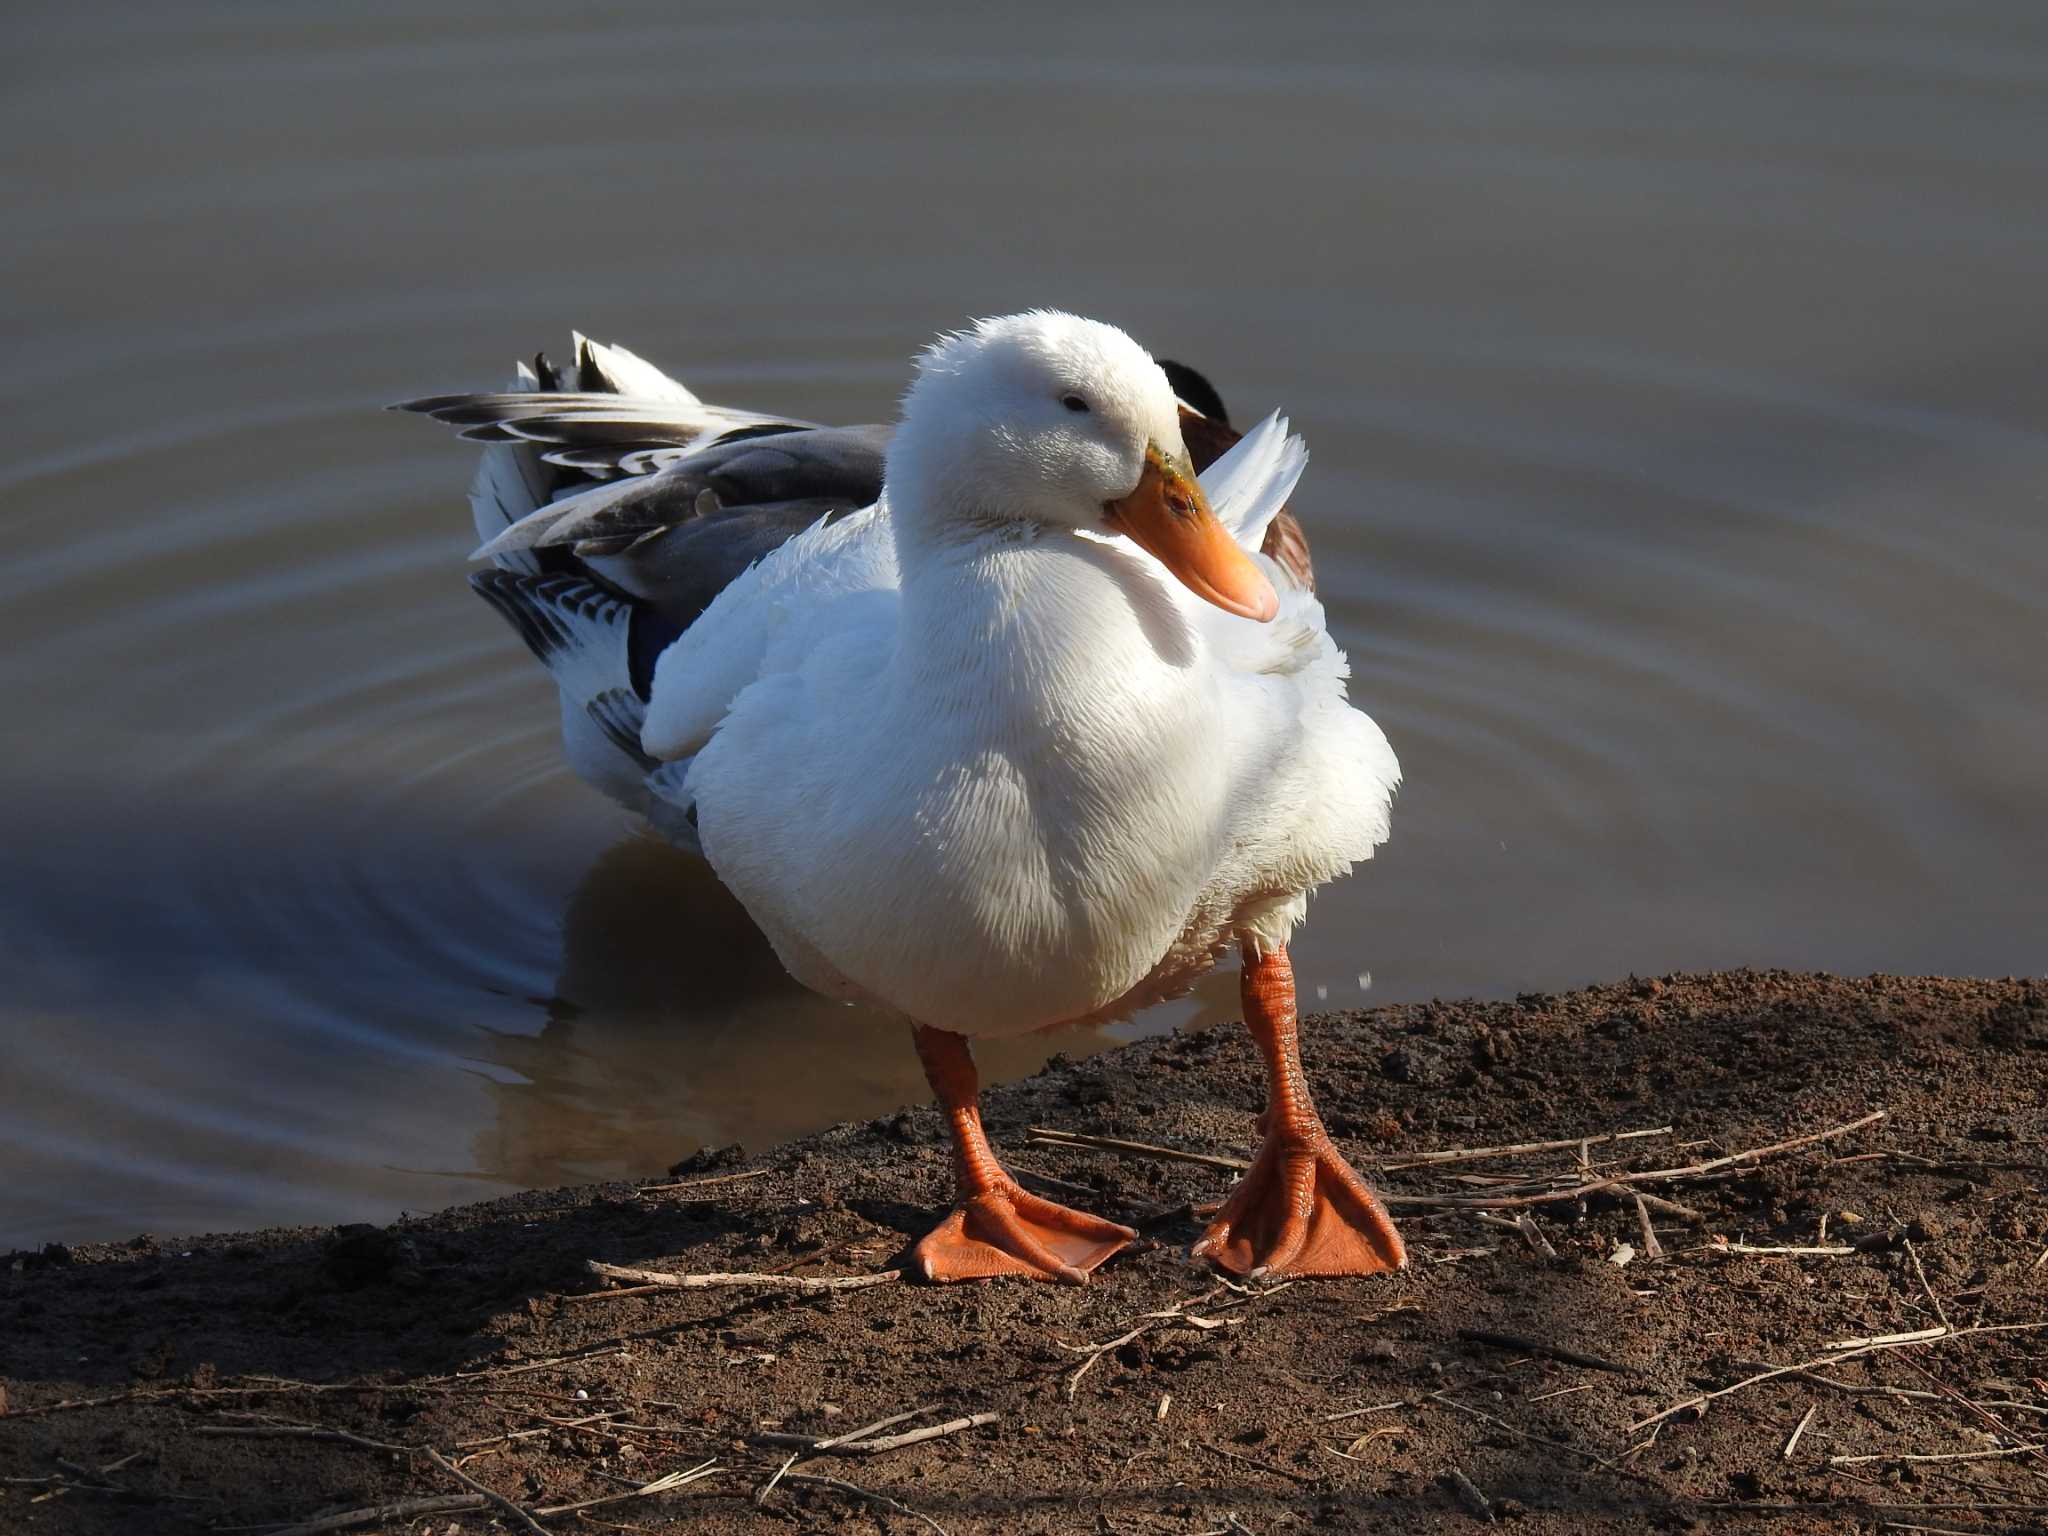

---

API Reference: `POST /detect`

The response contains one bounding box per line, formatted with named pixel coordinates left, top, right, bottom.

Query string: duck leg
left=908, top=1024, right=1135, bottom=1284
left=1193, top=944, right=1406, bottom=1277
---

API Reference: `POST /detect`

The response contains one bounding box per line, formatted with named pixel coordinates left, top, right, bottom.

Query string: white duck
left=400, top=311, right=1405, bottom=1283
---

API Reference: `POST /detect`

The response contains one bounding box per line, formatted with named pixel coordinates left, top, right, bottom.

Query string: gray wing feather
left=470, top=424, right=891, bottom=628
left=404, top=341, right=892, bottom=645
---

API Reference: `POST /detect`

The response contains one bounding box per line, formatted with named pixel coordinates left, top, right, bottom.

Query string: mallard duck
left=398, top=311, right=1403, bottom=1282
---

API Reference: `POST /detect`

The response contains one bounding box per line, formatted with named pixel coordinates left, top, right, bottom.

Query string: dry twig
left=194, top=1421, right=408, bottom=1456
left=585, top=1260, right=899, bottom=1292
left=1059, top=1283, right=1248, bottom=1398
left=753, top=1412, right=997, bottom=1455
left=1032, top=1111, right=1889, bottom=1216
left=1442, top=1466, right=1494, bottom=1520
left=1431, top=1395, right=1638, bottom=1477
left=1903, top=1239, right=1951, bottom=1331
left=259, top=1494, right=487, bottom=1536
left=1380, top=1126, right=1672, bottom=1170
left=422, top=1445, right=549, bottom=1534
left=779, top=1471, right=949, bottom=1535
left=1782, top=1402, right=1818, bottom=1460
left=1515, top=1214, right=1559, bottom=1258
left=1025, top=1126, right=1249, bottom=1172
left=534, top=1461, right=720, bottom=1518
left=1322, top=1399, right=1408, bottom=1423
left=1833, top=1444, right=2045, bottom=1467
left=1456, top=1328, right=1635, bottom=1376
left=1199, top=1440, right=1320, bottom=1486
left=1628, top=1322, right=2048, bottom=1433
left=1389, top=1109, right=1891, bottom=1211
left=638, top=1167, right=773, bottom=1193
left=1633, top=1193, right=1664, bottom=1259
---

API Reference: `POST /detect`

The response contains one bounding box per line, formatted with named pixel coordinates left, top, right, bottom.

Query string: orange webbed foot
left=912, top=1181, right=1135, bottom=1285
left=1192, top=1130, right=1405, bottom=1278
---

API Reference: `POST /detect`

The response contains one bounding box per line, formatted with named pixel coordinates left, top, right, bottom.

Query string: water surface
left=5, top=3, right=2046, bottom=1247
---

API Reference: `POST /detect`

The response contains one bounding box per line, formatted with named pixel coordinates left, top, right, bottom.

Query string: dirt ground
left=3, top=970, right=2045, bottom=1535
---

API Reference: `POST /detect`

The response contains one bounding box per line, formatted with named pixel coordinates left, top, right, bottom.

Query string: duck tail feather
left=573, top=331, right=702, bottom=405
left=468, top=568, right=639, bottom=708
left=465, top=362, right=555, bottom=575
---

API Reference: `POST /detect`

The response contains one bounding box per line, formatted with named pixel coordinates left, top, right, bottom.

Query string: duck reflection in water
left=467, top=835, right=1202, bottom=1197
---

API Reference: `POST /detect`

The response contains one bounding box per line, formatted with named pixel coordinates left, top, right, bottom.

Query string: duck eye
left=1060, top=394, right=1090, bottom=413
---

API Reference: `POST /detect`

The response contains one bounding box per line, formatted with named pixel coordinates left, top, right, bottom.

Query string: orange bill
left=1104, top=444, right=1279, bottom=622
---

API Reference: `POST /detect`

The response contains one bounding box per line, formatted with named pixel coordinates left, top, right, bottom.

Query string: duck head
left=887, top=311, right=1279, bottom=622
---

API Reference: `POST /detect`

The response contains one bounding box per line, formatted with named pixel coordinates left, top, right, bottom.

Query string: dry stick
left=1903, top=1239, right=1951, bottom=1331
left=193, top=1422, right=409, bottom=1455
left=1896, top=1354, right=2048, bottom=1473
left=1515, top=1213, right=1559, bottom=1258
left=1782, top=1403, right=1819, bottom=1460
left=753, top=1405, right=933, bottom=1503
left=823, top=1412, right=997, bottom=1455
left=586, top=1260, right=900, bottom=1292
left=6, top=1376, right=618, bottom=1423
left=1709, top=1242, right=1858, bottom=1257
left=421, top=1445, right=549, bottom=1535
left=1066, top=1324, right=1155, bottom=1398
left=1431, top=1395, right=1643, bottom=1479
left=1442, top=1466, right=1494, bottom=1520
left=1636, top=1191, right=1708, bottom=1224
left=754, top=1452, right=800, bottom=1507
left=1829, top=1327, right=1947, bottom=1349
left=1834, top=1444, right=2047, bottom=1467
left=559, top=1283, right=671, bottom=1305
left=1770, top=1369, right=2048, bottom=1419
left=1031, top=1111, right=1888, bottom=1213
left=1456, top=1328, right=1636, bottom=1376
left=1393, top=1109, right=1891, bottom=1211
left=5, top=1386, right=237, bottom=1420
left=1061, top=1283, right=1235, bottom=1398
left=1009, top=1163, right=1103, bottom=1200
left=532, top=1459, right=719, bottom=1518
left=1633, top=1193, right=1664, bottom=1259
left=779, top=1472, right=948, bottom=1536
left=1322, top=1400, right=1407, bottom=1423
left=639, top=1167, right=773, bottom=1193
left=1380, top=1126, right=1673, bottom=1170
left=753, top=1412, right=998, bottom=1455
left=810, top=1406, right=931, bottom=1449
left=1702, top=1501, right=2048, bottom=1516
left=260, top=1494, right=488, bottom=1536
left=1627, top=1321, right=2048, bottom=1434
left=1025, top=1127, right=1249, bottom=1172
left=439, top=1345, right=631, bottom=1382
left=1199, top=1440, right=1320, bottom=1486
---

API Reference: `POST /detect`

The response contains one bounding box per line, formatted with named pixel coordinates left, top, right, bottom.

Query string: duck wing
left=396, top=334, right=897, bottom=823
left=465, top=423, right=892, bottom=628
left=397, top=335, right=890, bottom=632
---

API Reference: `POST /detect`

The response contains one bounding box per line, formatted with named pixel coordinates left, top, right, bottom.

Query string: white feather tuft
left=1199, top=410, right=1309, bottom=552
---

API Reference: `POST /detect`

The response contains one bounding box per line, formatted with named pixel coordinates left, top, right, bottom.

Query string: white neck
left=888, top=497, right=1202, bottom=718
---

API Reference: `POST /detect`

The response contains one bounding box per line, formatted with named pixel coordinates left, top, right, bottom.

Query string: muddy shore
left=3, top=970, right=2045, bottom=1534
